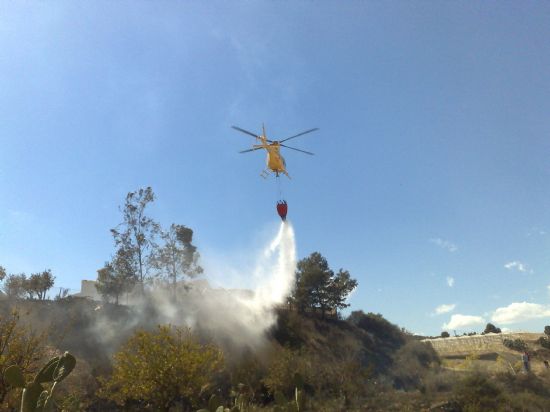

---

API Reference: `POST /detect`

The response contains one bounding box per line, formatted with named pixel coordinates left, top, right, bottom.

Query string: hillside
left=1, top=298, right=440, bottom=411
left=3, top=298, right=550, bottom=411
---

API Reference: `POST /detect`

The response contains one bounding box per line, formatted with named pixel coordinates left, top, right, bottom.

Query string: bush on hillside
left=537, top=337, right=550, bottom=349
left=0, top=309, right=48, bottom=407
left=263, top=346, right=307, bottom=397
left=496, top=372, right=550, bottom=399
left=97, top=325, right=224, bottom=411
left=391, top=340, right=440, bottom=390
left=347, top=311, right=405, bottom=348
left=503, top=338, right=527, bottom=352
left=453, top=373, right=503, bottom=411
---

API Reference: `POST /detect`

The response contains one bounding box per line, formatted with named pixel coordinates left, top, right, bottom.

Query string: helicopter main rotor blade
left=232, top=126, right=260, bottom=138
left=280, top=144, right=314, bottom=155
left=231, top=126, right=274, bottom=142
left=279, top=128, right=319, bottom=143
left=239, top=147, right=263, bottom=154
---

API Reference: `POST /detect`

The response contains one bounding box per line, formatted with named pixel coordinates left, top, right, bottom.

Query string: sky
left=1, top=1, right=550, bottom=336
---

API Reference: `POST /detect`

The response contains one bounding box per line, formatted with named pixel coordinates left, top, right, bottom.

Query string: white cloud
left=434, top=303, right=456, bottom=315
left=491, top=302, right=550, bottom=324
left=446, top=276, right=455, bottom=287
left=442, top=314, right=486, bottom=330
left=504, top=261, right=533, bottom=273
left=430, top=238, right=458, bottom=252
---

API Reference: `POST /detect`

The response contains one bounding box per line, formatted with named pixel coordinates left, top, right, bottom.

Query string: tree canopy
left=152, top=224, right=203, bottom=297
left=1, top=270, right=54, bottom=300
left=290, top=252, right=357, bottom=317
left=97, top=188, right=204, bottom=303
left=110, top=187, right=160, bottom=293
left=95, top=260, right=134, bottom=305
left=483, top=323, right=501, bottom=334
left=27, top=270, right=55, bottom=300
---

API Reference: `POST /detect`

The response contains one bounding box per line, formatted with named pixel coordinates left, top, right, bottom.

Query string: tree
left=290, top=252, right=357, bottom=317
left=326, top=269, right=358, bottom=312
left=544, top=326, right=550, bottom=337
left=152, top=224, right=203, bottom=297
left=483, top=323, right=501, bottom=334
left=441, top=331, right=450, bottom=338
left=291, top=252, right=332, bottom=314
left=110, top=187, right=160, bottom=293
left=98, top=325, right=224, bottom=411
left=3, top=274, right=27, bottom=299
left=95, top=258, right=135, bottom=305
left=27, top=270, right=55, bottom=300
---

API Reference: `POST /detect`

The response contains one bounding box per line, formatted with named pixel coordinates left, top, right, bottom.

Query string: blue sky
left=1, top=2, right=550, bottom=335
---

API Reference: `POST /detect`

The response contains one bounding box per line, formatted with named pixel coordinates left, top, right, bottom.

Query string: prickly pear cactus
left=3, top=351, right=76, bottom=412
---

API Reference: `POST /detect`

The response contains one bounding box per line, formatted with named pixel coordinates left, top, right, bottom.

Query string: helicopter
left=231, top=124, right=318, bottom=178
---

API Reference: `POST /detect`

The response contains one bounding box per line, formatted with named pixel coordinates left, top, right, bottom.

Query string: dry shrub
left=504, top=390, right=549, bottom=411
left=391, top=340, right=439, bottom=390
left=0, top=308, right=48, bottom=408
left=422, top=368, right=457, bottom=397
left=453, top=373, right=503, bottom=411
left=496, top=371, right=550, bottom=399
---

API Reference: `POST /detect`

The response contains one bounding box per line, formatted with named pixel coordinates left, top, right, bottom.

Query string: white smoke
left=92, top=221, right=297, bottom=352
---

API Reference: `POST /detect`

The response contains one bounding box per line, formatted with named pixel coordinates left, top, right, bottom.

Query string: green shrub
left=98, top=325, right=224, bottom=412
left=537, top=337, right=550, bottom=349
left=503, top=338, right=527, bottom=352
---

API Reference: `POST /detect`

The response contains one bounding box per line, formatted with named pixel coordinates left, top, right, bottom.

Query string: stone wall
left=423, top=332, right=545, bottom=356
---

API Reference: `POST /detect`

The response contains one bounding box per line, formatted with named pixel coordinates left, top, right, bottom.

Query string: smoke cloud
left=91, top=222, right=297, bottom=353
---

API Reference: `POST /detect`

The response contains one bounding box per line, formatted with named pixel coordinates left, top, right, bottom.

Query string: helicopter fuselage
left=253, top=140, right=287, bottom=176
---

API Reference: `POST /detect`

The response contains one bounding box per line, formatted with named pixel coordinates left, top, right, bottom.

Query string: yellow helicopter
left=231, top=124, right=318, bottom=178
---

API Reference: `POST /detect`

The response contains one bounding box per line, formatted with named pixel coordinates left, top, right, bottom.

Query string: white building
left=72, top=280, right=102, bottom=301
